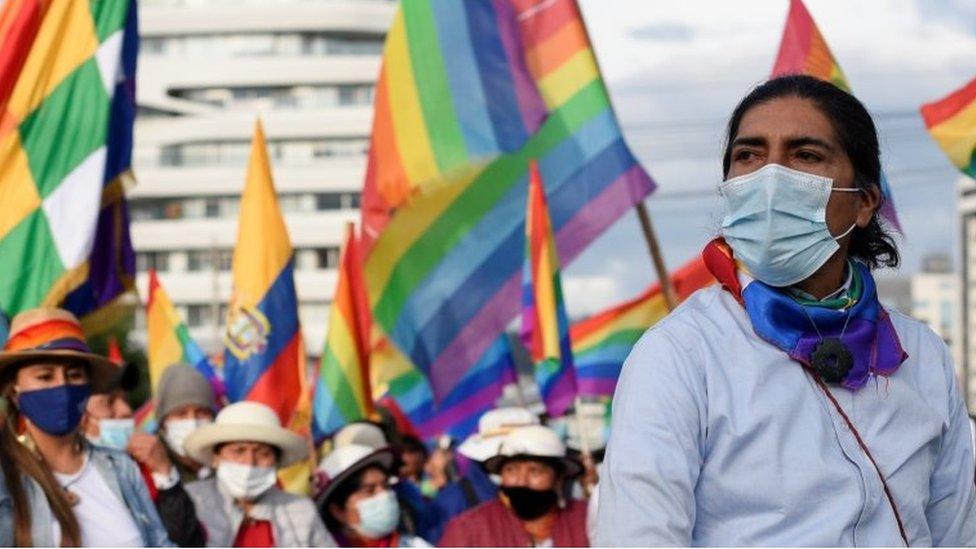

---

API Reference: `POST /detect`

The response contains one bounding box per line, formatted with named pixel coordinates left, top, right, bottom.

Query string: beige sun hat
left=483, top=424, right=582, bottom=478
left=332, top=421, right=389, bottom=450
left=184, top=401, right=308, bottom=468
left=0, top=308, right=120, bottom=393
left=314, top=443, right=395, bottom=507
left=457, top=407, right=539, bottom=463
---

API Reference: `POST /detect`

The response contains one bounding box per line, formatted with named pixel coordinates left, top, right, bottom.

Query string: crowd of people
left=0, top=308, right=604, bottom=547
left=3, top=74, right=976, bottom=547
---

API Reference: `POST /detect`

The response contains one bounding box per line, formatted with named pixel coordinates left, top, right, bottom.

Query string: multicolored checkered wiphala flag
left=0, top=0, right=139, bottom=334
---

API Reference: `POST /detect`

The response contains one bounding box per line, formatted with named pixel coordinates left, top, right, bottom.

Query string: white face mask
left=719, top=163, right=861, bottom=287
left=216, top=461, right=277, bottom=500
left=91, top=418, right=135, bottom=451
left=353, top=490, right=400, bottom=539
left=163, top=417, right=211, bottom=456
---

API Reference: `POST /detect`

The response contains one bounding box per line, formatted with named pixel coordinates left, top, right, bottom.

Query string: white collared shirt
left=597, top=286, right=976, bottom=546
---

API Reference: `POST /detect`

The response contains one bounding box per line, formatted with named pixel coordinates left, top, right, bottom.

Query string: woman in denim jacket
left=0, top=308, right=173, bottom=546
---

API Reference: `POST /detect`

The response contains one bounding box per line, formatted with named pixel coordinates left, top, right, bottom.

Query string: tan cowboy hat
left=0, top=308, right=120, bottom=393
left=314, top=443, right=395, bottom=507
left=484, top=425, right=583, bottom=478
left=184, top=401, right=308, bottom=467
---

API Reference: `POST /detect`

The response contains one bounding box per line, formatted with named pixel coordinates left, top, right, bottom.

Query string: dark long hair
left=722, top=74, right=900, bottom=269
left=0, top=371, right=82, bottom=547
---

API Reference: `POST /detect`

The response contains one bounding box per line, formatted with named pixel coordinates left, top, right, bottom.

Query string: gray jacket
left=185, top=477, right=335, bottom=547
left=0, top=445, right=174, bottom=546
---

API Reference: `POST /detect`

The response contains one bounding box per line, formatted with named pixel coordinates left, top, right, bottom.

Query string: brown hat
left=0, top=308, right=119, bottom=393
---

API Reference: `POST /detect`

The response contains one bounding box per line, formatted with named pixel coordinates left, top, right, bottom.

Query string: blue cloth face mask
left=720, top=164, right=861, bottom=287
left=17, top=384, right=92, bottom=436
left=92, top=418, right=135, bottom=450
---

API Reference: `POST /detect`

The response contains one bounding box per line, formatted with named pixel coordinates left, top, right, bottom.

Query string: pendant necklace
left=59, top=453, right=92, bottom=507
left=800, top=303, right=854, bottom=383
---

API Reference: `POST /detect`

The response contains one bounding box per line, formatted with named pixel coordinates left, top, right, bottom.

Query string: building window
left=136, top=252, right=169, bottom=273
left=185, top=304, right=212, bottom=328
left=140, top=31, right=384, bottom=58
left=338, top=84, right=375, bottom=106
left=187, top=249, right=233, bottom=272
left=315, top=247, right=341, bottom=269
left=171, top=83, right=374, bottom=110
left=315, top=193, right=341, bottom=210
left=205, top=198, right=220, bottom=218
left=152, top=137, right=367, bottom=167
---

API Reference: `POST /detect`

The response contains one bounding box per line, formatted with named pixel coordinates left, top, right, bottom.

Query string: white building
left=129, top=0, right=395, bottom=354
left=909, top=255, right=959, bottom=363
left=959, top=176, right=976, bottom=409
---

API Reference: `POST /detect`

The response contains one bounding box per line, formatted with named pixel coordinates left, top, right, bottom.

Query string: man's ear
left=857, top=185, right=882, bottom=227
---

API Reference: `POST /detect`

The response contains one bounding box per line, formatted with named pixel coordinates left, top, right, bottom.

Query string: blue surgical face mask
left=17, top=384, right=92, bottom=436
left=92, top=418, right=135, bottom=450
left=353, top=489, right=400, bottom=539
left=719, top=164, right=861, bottom=287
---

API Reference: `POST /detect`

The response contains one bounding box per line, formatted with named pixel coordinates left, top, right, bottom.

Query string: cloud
left=563, top=275, right=621, bottom=317
left=629, top=22, right=696, bottom=43
left=570, top=0, right=974, bottom=282
left=913, top=0, right=976, bottom=35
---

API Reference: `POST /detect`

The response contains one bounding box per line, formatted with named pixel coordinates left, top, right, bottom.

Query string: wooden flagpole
left=635, top=202, right=678, bottom=310
left=566, top=0, right=677, bottom=312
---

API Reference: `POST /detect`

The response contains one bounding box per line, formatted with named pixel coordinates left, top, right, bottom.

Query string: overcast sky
left=564, top=0, right=976, bottom=317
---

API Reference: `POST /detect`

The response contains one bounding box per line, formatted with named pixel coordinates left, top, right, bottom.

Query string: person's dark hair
left=722, top=74, right=899, bottom=269
left=213, top=442, right=282, bottom=462
left=0, top=370, right=83, bottom=546
left=397, top=435, right=428, bottom=459
left=321, top=465, right=387, bottom=535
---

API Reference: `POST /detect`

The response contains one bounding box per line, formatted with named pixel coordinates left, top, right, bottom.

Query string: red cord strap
left=808, top=373, right=909, bottom=546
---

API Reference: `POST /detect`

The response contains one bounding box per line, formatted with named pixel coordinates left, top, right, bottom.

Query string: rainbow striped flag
left=312, top=223, right=374, bottom=439
left=921, top=77, right=976, bottom=178
left=570, top=258, right=715, bottom=397
left=362, top=0, right=655, bottom=402
left=146, top=269, right=224, bottom=398
left=771, top=0, right=901, bottom=231
left=522, top=162, right=576, bottom=416
left=373, top=335, right=517, bottom=441
left=223, top=120, right=308, bottom=430
left=134, top=400, right=156, bottom=433
left=0, top=0, right=139, bottom=335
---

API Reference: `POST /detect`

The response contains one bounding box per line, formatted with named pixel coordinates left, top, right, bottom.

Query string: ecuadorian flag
left=223, top=120, right=307, bottom=430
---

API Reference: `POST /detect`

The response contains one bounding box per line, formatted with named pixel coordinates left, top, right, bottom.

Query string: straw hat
left=457, top=407, right=539, bottom=462
left=184, top=401, right=307, bottom=467
left=0, top=308, right=119, bottom=393
left=483, top=425, right=582, bottom=478
left=314, top=443, right=395, bottom=507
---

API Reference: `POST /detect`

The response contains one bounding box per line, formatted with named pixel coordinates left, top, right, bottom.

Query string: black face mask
left=500, top=486, right=558, bottom=520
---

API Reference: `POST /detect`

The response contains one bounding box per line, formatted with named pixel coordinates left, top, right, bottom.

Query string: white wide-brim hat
left=184, top=401, right=308, bottom=468
left=332, top=421, right=389, bottom=450
left=314, top=443, right=395, bottom=507
left=457, top=407, right=539, bottom=462
left=483, top=425, right=582, bottom=478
